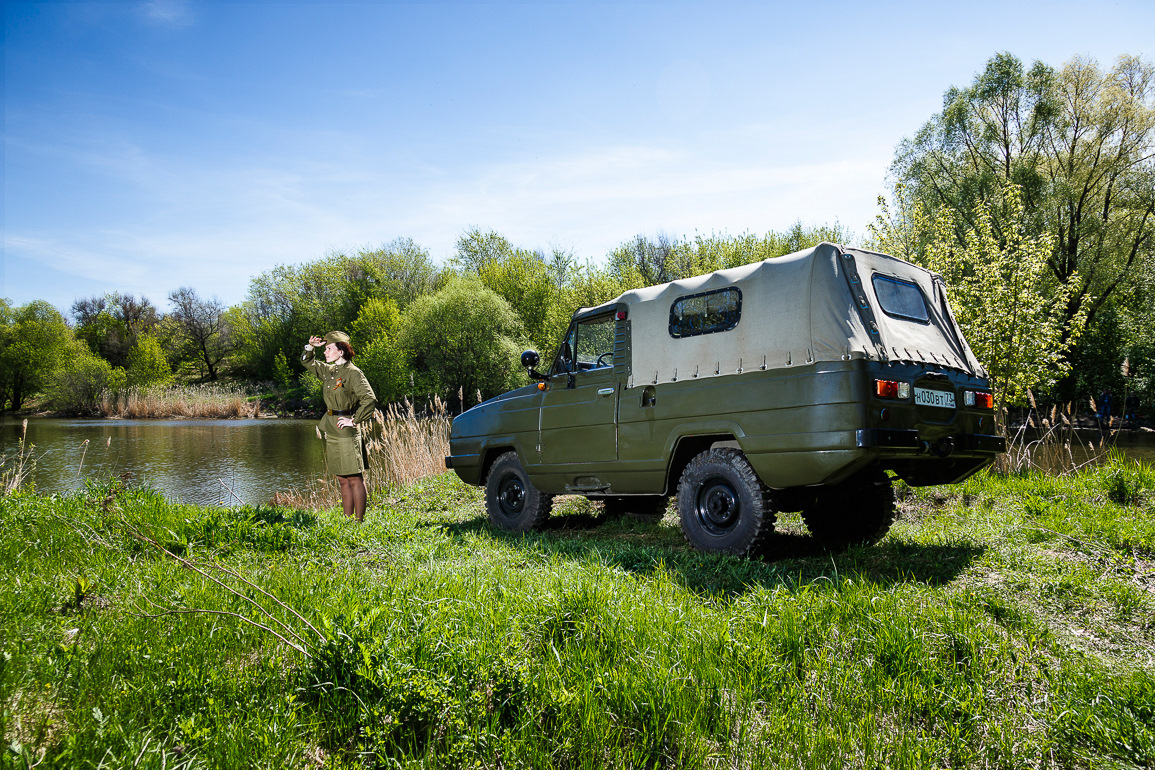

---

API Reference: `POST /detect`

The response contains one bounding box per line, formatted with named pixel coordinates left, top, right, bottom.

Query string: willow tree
left=892, top=53, right=1155, bottom=337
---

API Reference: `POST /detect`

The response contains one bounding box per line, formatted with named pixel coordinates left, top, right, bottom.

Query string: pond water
left=2, top=417, right=1153, bottom=507
left=1, top=416, right=325, bottom=506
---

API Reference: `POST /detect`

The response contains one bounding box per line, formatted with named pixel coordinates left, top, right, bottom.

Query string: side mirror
left=521, top=350, right=549, bottom=381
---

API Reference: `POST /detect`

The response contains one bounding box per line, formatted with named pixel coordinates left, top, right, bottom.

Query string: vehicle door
left=539, top=312, right=620, bottom=466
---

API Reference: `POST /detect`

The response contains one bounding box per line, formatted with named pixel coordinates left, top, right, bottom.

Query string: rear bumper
left=856, top=429, right=1005, bottom=454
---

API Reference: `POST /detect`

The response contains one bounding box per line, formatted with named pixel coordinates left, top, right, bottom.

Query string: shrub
left=45, top=341, right=127, bottom=414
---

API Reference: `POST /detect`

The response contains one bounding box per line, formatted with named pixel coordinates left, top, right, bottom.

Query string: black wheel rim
left=695, top=477, right=740, bottom=534
left=497, top=473, right=526, bottom=517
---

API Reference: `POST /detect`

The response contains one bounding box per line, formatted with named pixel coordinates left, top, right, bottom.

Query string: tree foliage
left=0, top=300, right=73, bottom=410
left=892, top=52, right=1155, bottom=339
left=125, top=335, right=174, bottom=388
left=237, top=240, right=441, bottom=380
left=71, top=292, right=159, bottom=369
left=397, top=277, right=527, bottom=410
left=45, top=339, right=126, bottom=415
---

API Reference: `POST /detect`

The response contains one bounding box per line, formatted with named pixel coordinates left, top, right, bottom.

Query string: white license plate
left=915, top=387, right=955, bottom=408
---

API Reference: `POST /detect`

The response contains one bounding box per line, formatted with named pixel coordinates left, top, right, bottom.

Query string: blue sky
left=4, top=0, right=1154, bottom=315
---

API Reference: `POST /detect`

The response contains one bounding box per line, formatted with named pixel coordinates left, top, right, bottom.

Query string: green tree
left=452, top=228, right=519, bottom=274
left=477, top=251, right=560, bottom=354
left=71, top=293, right=159, bottom=368
left=397, top=277, right=527, bottom=410
left=892, top=52, right=1155, bottom=340
left=351, top=296, right=407, bottom=403
left=350, top=297, right=401, bottom=351
left=125, top=335, right=173, bottom=388
left=0, top=301, right=72, bottom=411
left=607, top=222, right=856, bottom=288
left=871, top=183, right=1088, bottom=411
left=358, top=337, right=409, bottom=404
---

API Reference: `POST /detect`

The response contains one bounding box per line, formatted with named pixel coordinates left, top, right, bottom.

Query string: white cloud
left=141, top=0, right=193, bottom=27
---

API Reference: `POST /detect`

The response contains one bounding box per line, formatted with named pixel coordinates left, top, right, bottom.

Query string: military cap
left=324, top=331, right=351, bottom=346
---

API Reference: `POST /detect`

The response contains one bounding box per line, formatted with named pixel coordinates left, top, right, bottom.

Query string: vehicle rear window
left=669, top=287, right=742, bottom=338
left=872, top=275, right=929, bottom=323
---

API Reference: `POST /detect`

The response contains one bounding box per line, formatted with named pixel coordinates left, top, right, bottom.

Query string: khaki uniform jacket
left=302, top=348, right=378, bottom=438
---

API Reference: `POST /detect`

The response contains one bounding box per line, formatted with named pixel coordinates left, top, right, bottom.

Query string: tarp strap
left=837, top=249, right=888, bottom=361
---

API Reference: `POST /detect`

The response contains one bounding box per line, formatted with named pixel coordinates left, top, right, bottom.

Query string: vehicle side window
left=551, top=316, right=616, bottom=375
left=669, top=287, right=742, bottom=338
left=575, top=316, right=615, bottom=369
left=872, top=274, right=929, bottom=323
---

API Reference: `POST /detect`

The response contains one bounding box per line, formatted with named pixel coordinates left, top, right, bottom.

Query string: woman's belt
left=327, top=409, right=355, bottom=417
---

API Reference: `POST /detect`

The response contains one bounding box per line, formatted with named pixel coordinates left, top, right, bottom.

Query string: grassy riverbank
left=2, top=462, right=1154, bottom=768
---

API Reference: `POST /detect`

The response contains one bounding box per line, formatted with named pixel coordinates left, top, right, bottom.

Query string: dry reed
left=1, top=419, right=35, bottom=494
left=99, top=384, right=259, bottom=419
left=996, top=393, right=1110, bottom=475
left=272, top=397, right=452, bottom=510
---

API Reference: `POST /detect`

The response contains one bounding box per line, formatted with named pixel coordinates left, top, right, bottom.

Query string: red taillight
left=975, top=392, right=994, bottom=409
left=874, top=379, right=910, bottom=399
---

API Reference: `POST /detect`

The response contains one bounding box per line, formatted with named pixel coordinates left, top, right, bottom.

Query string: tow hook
left=930, top=436, right=955, bottom=458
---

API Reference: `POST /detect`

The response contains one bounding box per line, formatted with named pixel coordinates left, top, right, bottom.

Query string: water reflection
left=1, top=416, right=325, bottom=505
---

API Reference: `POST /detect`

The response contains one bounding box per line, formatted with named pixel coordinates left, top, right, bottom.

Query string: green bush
left=44, top=341, right=127, bottom=414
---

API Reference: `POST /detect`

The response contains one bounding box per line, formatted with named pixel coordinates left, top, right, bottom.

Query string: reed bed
left=997, top=392, right=1111, bottom=475
left=273, top=397, right=451, bottom=509
left=98, top=383, right=259, bottom=419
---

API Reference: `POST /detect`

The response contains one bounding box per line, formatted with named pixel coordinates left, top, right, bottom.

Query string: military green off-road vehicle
left=446, top=242, right=1005, bottom=555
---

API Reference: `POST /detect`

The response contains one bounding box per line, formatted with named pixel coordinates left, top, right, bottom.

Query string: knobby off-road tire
left=676, top=448, right=775, bottom=556
left=485, top=452, right=553, bottom=533
left=601, top=495, right=669, bottom=522
left=801, top=469, right=895, bottom=550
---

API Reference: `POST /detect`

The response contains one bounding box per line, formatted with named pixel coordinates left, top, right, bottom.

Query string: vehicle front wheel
left=801, top=470, right=895, bottom=550
left=676, top=448, right=774, bottom=556
left=485, top=452, right=553, bottom=533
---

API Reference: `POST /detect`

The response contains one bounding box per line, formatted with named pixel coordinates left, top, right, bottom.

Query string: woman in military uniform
left=303, top=332, right=377, bottom=521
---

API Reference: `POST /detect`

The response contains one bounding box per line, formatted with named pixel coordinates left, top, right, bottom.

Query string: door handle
left=597, top=388, right=615, bottom=397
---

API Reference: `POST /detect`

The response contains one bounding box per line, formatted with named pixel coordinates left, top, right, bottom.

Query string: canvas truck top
left=582, top=242, right=984, bottom=387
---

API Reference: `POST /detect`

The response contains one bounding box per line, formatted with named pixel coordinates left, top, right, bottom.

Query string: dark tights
left=337, top=474, right=367, bottom=521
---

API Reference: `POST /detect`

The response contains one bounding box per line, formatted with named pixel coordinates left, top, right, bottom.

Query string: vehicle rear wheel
left=485, top=452, right=553, bottom=533
left=601, top=495, right=669, bottom=521
left=801, top=470, right=895, bottom=550
left=676, top=448, right=774, bottom=556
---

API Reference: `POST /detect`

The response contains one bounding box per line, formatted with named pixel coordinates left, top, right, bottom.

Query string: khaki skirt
left=324, top=426, right=368, bottom=476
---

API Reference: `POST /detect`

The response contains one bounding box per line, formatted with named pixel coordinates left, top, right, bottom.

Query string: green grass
left=2, top=458, right=1154, bottom=768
